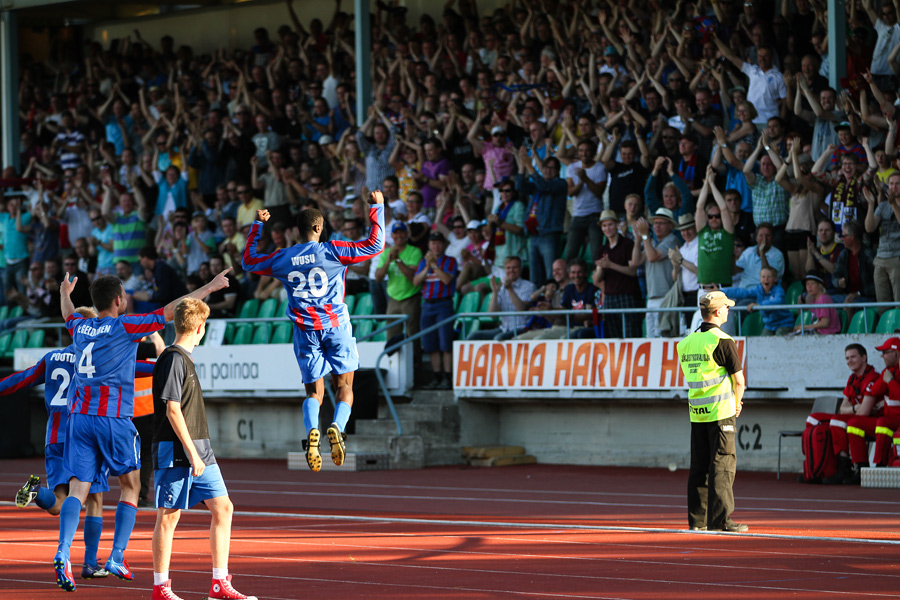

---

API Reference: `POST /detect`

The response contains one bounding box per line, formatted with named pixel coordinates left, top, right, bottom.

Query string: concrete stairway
left=349, top=390, right=461, bottom=469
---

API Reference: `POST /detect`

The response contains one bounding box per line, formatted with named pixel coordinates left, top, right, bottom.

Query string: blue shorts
left=45, top=443, right=109, bottom=493
left=154, top=463, right=228, bottom=510
left=65, top=413, right=140, bottom=483
left=292, top=322, right=359, bottom=383
left=420, top=299, right=455, bottom=353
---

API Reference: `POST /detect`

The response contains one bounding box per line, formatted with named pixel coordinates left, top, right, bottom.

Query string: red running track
left=0, top=459, right=898, bottom=600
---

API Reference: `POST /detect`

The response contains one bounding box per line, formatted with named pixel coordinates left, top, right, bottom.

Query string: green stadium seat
left=353, top=318, right=374, bottom=340
left=26, top=329, right=45, bottom=348
left=223, top=322, right=236, bottom=345
left=276, top=297, right=289, bottom=317
left=3, top=328, right=30, bottom=359
left=270, top=322, right=293, bottom=344
left=231, top=323, right=252, bottom=345
left=250, top=323, right=271, bottom=344
left=839, top=310, right=848, bottom=333
left=455, top=291, right=481, bottom=315
left=237, top=299, right=259, bottom=320
left=8, top=306, right=23, bottom=319
left=354, top=294, right=374, bottom=316
left=0, top=332, right=12, bottom=356
left=344, top=294, right=357, bottom=315
left=794, top=310, right=814, bottom=328
left=0, top=306, right=9, bottom=321
left=257, top=298, right=278, bottom=319
left=846, top=308, right=878, bottom=334
left=740, top=311, right=763, bottom=336
left=876, top=308, right=900, bottom=334
left=785, top=281, right=803, bottom=305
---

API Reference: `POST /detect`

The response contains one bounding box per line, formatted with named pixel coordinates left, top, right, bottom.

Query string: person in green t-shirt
left=695, top=167, right=735, bottom=289
left=375, top=221, right=423, bottom=340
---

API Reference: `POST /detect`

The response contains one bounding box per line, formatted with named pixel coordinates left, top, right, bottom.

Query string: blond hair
left=75, top=306, right=97, bottom=319
left=173, top=298, right=210, bottom=334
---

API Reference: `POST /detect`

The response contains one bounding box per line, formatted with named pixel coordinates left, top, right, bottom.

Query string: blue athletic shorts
left=64, top=413, right=140, bottom=482
left=292, top=322, right=359, bottom=383
left=154, top=463, right=228, bottom=510
left=45, top=443, right=109, bottom=493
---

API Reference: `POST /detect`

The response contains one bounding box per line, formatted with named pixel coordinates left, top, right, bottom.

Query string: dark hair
left=619, top=140, right=638, bottom=152
left=138, top=246, right=158, bottom=261
left=90, top=275, right=125, bottom=311
left=382, top=175, right=399, bottom=187
left=845, top=343, right=867, bottom=358
left=567, top=257, right=588, bottom=272
left=544, top=156, right=561, bottom=170
left=843, top=220, right=864, bottom=239
left=757, top=222, right=775, bottom=234
left=297, top=207, right=324, bottom=235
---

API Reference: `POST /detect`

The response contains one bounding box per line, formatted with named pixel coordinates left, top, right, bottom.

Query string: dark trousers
left=133, top=415, right=154, bottom=502
left=687, top=415, right=736, bottom=529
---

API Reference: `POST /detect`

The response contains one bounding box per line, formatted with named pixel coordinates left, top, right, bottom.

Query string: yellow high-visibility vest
left=677, top=327, right=737, bottom=423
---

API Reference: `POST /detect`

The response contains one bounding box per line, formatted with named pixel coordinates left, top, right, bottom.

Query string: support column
left=1, top=9, right=20, bottom=173
left=354, top=0, right=371, bottom=125
left=827, top=0, right=846, bottom=91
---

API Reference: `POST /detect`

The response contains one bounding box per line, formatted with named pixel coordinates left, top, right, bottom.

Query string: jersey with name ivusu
left=65, top=310, right=166, bottom=418
left=241, top=204, right=386, bottom=330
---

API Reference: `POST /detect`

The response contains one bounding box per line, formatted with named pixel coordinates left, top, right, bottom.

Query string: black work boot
left=842, top=462, right=863, bottom=485
left=822, top=455, right=852, bottom=485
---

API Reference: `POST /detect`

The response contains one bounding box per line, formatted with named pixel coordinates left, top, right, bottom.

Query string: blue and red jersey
left=65, top=310, right=166, bottom=419
left=242, top=204, right=385, bottom=330
left=415, top=255, right=458, bottom=300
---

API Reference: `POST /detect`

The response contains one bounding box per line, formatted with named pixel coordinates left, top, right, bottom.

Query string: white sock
left=212, top=567, right=228, bottom=580
left=153, top=572, right=168, bottom=586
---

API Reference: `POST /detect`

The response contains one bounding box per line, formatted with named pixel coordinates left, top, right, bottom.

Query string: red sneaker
left=151, top=580, right=184, bottom=600
left=209, top=575, right=257, bottom=600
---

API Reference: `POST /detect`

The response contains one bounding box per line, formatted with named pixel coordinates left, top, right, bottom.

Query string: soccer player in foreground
left=150, top=298, right=255, bottom=600
left=7, top=307, right=110, bottom=580
left=242, top=191, right=385, bottom=471
left=54, top=268, right=231, bottom=591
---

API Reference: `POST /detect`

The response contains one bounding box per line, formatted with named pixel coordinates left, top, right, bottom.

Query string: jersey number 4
left=78, top=342, right=96, bottom=378
left=288, top=267, right=330, bottom=299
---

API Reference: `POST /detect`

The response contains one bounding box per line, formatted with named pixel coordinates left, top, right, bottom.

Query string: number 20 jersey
left=65, top=310, right=166, bottom=419
left=242, top=205, right=386, bottom=330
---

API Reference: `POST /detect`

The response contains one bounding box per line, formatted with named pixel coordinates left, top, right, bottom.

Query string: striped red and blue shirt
left=415, top=254, right=458, bottom=300
left=65, top=310, right=166, bottom=419
left=242, top=205, right=385, bottom=330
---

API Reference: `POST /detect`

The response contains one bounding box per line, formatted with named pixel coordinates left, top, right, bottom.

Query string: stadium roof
left=3, top=1, right=262, bottom=28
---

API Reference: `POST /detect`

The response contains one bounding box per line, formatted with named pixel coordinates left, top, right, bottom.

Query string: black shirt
left=698, top=323, right=742, bottom=375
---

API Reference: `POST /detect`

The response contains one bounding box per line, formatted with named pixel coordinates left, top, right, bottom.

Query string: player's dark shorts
left=292, top=322, right=359, bottom=382
left=64, top=413, right=140, bottom=482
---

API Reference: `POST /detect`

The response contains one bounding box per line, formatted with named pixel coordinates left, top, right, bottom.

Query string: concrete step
left=356, top=418, right=459, bottom=441
left=409, top=389, right=457, bottom=405
left=355, top=419, right=411, bottom=436
left=378, top=403, right=452, bottom=422
left=425, top=444, right=463, bottom=466
left=347, top=434, right=393, bottom=454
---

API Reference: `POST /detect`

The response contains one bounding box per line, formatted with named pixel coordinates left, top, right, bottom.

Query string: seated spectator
left=413, top=232, right=458, bottom=389
left=833, top=220, right=876, bottom=303
left=723, top=266, right=794, bottom=335
left=735, top=223, right=786, bottom=289
left=375, top=222, right=423, bottom=341
left=467, top=256, right=535, bottom=341
left=795, top=272, right=840, bottom=334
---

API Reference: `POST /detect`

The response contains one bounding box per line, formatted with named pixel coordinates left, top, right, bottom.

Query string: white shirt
left=872, top=19, right=900, bottom=76
left=680, top=236, right=699, bottom=292
left=741, top=62, right=787, bottom=125
left=446, top=233, right=468, bottom=263
left=567, top=160, right=607, bottom=217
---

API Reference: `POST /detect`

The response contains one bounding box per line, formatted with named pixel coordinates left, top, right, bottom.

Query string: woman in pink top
left=795, top=272, right=841, bottom=335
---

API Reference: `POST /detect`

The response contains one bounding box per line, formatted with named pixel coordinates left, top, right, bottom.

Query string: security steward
left=677, top=291, right=748, bottom=533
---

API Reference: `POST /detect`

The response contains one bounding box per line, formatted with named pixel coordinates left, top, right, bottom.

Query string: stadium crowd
left=5, top=0, right=900, bottom=359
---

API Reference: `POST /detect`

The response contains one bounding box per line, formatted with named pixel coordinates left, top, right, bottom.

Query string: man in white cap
left=632, top=208, right=680, bottom=337
left=677, top=290, right=748, bottom=533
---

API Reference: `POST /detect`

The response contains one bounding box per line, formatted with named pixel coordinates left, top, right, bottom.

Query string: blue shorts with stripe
left=292, top=322, right=359, bottom=383
left=45, top=443, right=109, bottom=493
left=64, top=413, right=140, bottom=483
left=155, top=463, right=228, bottom=510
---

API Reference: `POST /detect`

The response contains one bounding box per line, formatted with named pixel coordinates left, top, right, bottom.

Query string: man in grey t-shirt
left=632, top=208, right=681, bottom=337
left=864, top=177, right=900, bottom=306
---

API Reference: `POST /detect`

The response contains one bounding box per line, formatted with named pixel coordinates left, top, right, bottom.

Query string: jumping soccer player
left=53, top=268, right=230, bottom=592
left=8, top=307, right=110, bottom=580
left=151, top=298, right=256, bottom=600
left=242, top=191, right=385, bottom=471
